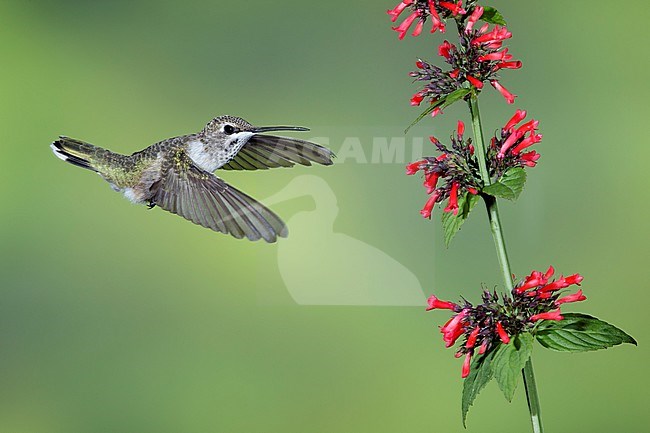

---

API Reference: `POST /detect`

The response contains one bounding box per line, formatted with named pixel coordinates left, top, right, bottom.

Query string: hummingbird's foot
left=147, top=201, right=156, bottom=210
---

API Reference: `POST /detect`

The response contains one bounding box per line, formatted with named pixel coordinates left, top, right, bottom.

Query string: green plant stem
left=523, top=358, right=543, bottom=433
left=468, top=95, right=544, bottom=433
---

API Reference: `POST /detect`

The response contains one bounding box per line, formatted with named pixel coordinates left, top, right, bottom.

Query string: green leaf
left=482, top=167, right=526, bottom=201
left=491, top=333, right=533, bottom=402
left=441, top=192, right=479, bottom=247
left=462, top=348, right=498, bottom=427
left=535, top=313, right=637, bottom=352
left=404, top=88, right=471, bottom=134
left=481, top=6, right=507, bottom=26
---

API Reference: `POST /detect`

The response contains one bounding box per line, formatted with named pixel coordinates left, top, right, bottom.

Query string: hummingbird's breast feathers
left=185, top=132, right=254, bottom=173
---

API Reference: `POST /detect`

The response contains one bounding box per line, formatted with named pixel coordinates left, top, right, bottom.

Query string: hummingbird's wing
left=220, top=135, right=334, bottom=171
left=151, top=150, right=288, bottom=242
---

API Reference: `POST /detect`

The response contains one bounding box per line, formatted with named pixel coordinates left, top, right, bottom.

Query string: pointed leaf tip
left=535, top=313, right=637, bottom=352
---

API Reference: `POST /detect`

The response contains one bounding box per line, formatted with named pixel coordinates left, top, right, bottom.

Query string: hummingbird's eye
left=223, top=124, right=236, bottom=135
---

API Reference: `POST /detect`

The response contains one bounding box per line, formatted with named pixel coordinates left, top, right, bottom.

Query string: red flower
left=420, top=190, right=441, bottom=219
left=503, top=109, right=527, bottom=133
left=491, top=80, right=516, bottom=104
left=438, top=1, right=465, bottom=16
left=441, top=310, right=467, bottom=347
left=495, top=60, right=522, bottom=70
left=529, top=310, right=564, bottom=322
left=465, top=6, right=484, bottom=33
left=497, top=130, right=523, bottom=158
left=423, top=172, right=440, bottom=194
left=406, top=160, right=425, bottom=175
left=392, top=11, right=421, bottom=40
left=565, top=274, right=584, bottom=286
left=466, top=74, right=484, bottom=89
left=520, top=150, right=541, bottom=167
left=496, top=321, right=510, bottom=344
left=438, top=40, right=454, bottom=59
left=427, top=0, right=446, bottom=33
left=516, top=119, right=540, bottom=134
left=465, top=327, right=480, bottom=348
left=427, top=294, right=458, bottom=311
left=444, top=181, right=459, bottom=215
left=411, top=18, right=424, bottom=36
left=457, top=120, right=465, bottom=136
left=472, top=25, right=512, bottom=46
left=387, top=0, right=413, bottom=22
left=555, top=289, right=587, bottom=306
left=461, top=352, right=472, bottom=378
left=511, top=133, right=543, bottom=154
left=478, top=49, right=512, bottom=62
left=410, top=92, right=425, bottom=106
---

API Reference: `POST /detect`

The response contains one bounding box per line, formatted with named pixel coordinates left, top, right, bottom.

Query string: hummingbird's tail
left=50, top=137, right=101, bottom=172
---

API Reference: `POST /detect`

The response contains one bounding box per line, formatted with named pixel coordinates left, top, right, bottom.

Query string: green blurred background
left=1, top=0, right=648, bottom=431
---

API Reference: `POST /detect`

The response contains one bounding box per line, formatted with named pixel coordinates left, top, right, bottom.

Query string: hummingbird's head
left=202, top=115, right=254, bottom=138
left=202, top=115, right=310, bottom=141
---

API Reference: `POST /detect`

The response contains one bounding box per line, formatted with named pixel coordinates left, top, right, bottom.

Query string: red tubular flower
left=466, top=75, right=484, bottom=89
left=392, top=11, right=420, bottom=40
left=503, top=109, right=527, bottom=132
left=540, top=277, right=570, bottom=293
left=406, top=160, right=425, bottom=175
left=516, top=119, right=540, bottom=134
left=465, top=327, right=480, bottom=348
left=441, top=310, right=467, bottom=347
left=461, top=352, right=472, bottom=378
left=530, top=310, right=564, bottom=322
left=412, top=18, right=424, bottom=37
left=423, top=172, right=440, bottom=194
left=410, top=92, right=425, bottom=106
left=556, top=289, right=587, bottom=306
left=565, top=274, right=584, bottom=286
left=491, top=80, right=516, bottom=104
left=515, top=269, right=548, bottom=293
left=472, top=25, right=512, bottom=45
left=457, top=120, right=465, bottom=136
left=544, top=265, right=555, bottom=279
left=444, top=182, right=459, bottom=215
left=387, top=0, right=413, bottom=22
left=465, top=6, right=484, bottom=33
left=427, top=294, right=458, bottom=311
left=438, top=40, right=454, bottom=59
left=449, top=68, right=460, bottom=78
left=495, top=61, right=523, bottom=70
left=497, top=130, right=523, bottom=158
left=478, top=49, right=512, bottom=62
left=511, top=133, right=542, bottom=154
left=520, top=150, right=541, bottom=167
left=467, top=187, right=478, bottom=195
left=420, top=190, right=441, bottom=219
left=427, top=0, right=446, bottom=33
left=439, top=1, right=465, bottom=16
left=496, top=322, right=511, bottom=344
left=431, top=107, right=443, bottom=117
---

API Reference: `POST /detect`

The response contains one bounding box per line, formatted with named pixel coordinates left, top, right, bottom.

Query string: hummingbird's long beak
left=252, top=125, right=310, bottom=133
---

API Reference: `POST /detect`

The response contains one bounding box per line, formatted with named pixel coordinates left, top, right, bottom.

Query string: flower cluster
left=427, top=266, right=586, bottom=377
left=406, top=110, right=541, bottom=218
left=487, top=109, right=542, bottom=174
left=406, top=121, right=480, bottom=218
left=409, top=17, right=521, bottom=108
left=387, top=0, right=474, bottom=39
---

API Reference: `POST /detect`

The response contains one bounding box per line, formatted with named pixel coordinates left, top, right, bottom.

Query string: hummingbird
left=50, top=115, right=335, bottom=243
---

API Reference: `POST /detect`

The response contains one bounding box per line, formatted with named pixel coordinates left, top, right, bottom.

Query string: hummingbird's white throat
left=187, top=131, right=254, bottom=172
